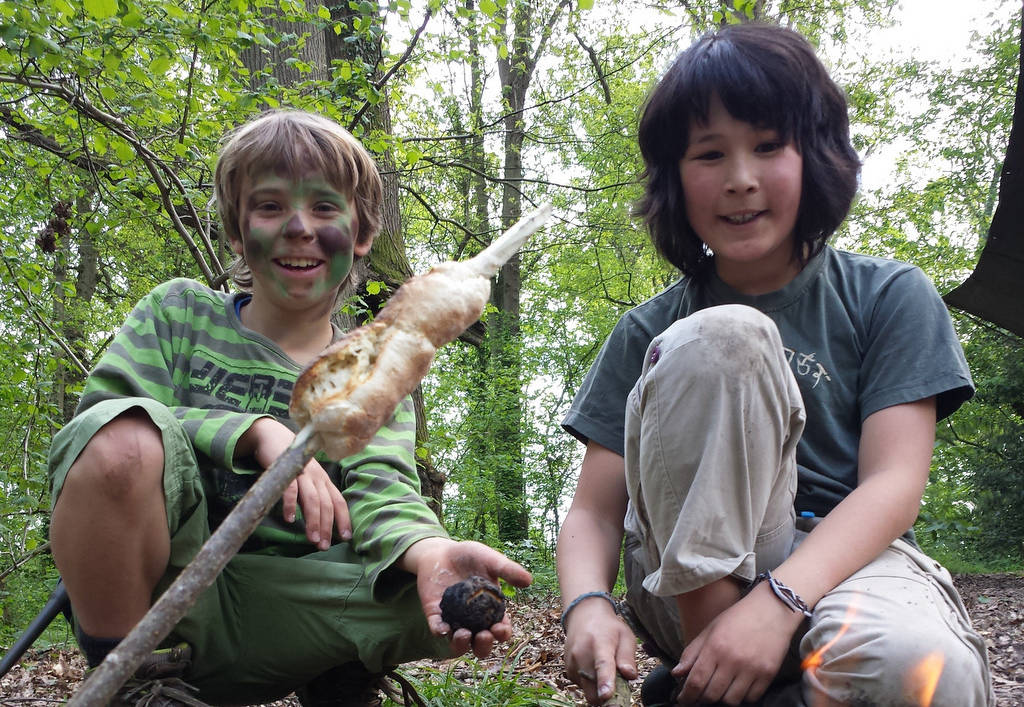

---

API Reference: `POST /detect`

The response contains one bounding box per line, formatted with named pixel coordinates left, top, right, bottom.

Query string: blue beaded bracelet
left=560, top=591, right=618, bottom=631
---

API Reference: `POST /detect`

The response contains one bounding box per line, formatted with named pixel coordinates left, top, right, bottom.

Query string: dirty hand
left=400, top=537, right=532, bottom=658
left=563, top=598, right=638, bottom=704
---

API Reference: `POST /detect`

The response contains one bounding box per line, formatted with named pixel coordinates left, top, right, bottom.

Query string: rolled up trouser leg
left=623, top=304, right=806, bottom=659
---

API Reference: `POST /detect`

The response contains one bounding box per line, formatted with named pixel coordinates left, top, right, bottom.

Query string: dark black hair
left=635, top=23, right=860, bottom=280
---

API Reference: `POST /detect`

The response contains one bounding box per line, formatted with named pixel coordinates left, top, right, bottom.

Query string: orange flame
left=906, top=652, right=945, bottom=707
left=801, top=594, right=945, bottom=707
left=801, top=595, right=860, bottom=673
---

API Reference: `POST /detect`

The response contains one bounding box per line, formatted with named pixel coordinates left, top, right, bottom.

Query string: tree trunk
left=239, top=0, right=328, bottom=91
left=488, top=0, right=544, bottom=542
left=52, top=194, right=97, bottom=425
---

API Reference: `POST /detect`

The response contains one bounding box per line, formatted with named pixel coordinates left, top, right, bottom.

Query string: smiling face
left=231, top=170, right=370, bottom=315
left=678, top=95, right=804, bottom=294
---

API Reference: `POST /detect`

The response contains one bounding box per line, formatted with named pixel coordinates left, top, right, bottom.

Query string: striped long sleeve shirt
left=77, top=278, right=447, bottom=598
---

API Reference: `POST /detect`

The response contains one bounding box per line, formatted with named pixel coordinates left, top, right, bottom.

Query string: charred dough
left=439, top=576, right=507, bottom=633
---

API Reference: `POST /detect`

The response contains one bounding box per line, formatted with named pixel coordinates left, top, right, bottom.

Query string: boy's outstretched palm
left=401, top=537, right=533, bottom=658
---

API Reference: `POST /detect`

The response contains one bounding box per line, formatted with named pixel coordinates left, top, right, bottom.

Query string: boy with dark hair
left=558, top=24, right=991, bottom=706
left=48, top=109, right=531, bottom=707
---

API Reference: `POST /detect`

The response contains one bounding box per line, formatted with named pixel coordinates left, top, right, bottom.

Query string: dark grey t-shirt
left=562, top=247, right=974, bottom=516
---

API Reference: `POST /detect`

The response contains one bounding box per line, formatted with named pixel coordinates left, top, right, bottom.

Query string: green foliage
left=926, top=318, right=1024, bottom=564
left=0, top=553, right=70, bottom=649
left=386, top=648, right=572, bottom=706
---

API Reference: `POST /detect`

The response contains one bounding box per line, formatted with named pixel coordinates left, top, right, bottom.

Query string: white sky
left=857, top=0, right=1015, bottom=190
left=884, top=0, right=982, bottom=63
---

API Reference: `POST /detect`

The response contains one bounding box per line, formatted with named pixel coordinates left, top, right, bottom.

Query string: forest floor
left=2, top=574, right=1021, bottom=706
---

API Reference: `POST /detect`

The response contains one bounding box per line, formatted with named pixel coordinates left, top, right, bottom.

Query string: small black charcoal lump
left=439, top=575, right=506, bottom=633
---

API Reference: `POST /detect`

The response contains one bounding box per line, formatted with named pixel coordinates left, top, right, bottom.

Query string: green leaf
left=83, top=0, right=118, bottom=20
left=113, top=140, right=134, bottom=162
left=103, top=50, right=122, bottom=72
left=27, top=35, right=61, bottom=58
left=317, top=5, right=331, bottom=19
left=0, top=25, right=22, bottom=43
left=150, top=55, right=172, bottom=76
left=480, top=0, right=498, bottom=16
left=577, top=0, right=594, bottom=9
left=121, top=10, right=144, bottom=28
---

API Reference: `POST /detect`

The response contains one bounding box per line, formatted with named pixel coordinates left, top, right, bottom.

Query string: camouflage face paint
left=239, top=172, right=359, bottom=305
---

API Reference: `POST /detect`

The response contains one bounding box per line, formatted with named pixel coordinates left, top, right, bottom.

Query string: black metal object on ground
left=0, top=582, right=70, bottom=678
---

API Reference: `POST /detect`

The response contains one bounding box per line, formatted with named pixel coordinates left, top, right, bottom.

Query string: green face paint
left=239, top=172, right=359, bottom=306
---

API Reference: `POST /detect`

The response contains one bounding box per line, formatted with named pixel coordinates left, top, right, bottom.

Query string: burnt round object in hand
left=439, top=576, right=506, bottom=634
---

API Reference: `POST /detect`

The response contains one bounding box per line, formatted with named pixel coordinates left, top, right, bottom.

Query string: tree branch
left=401, top=184, right=480, bottom=244
left=0, top=542, right=52, bottom=584
left=1, top=257, right=90, bottom=378
left=573, top=32, right=611, bottom=104
left=0, top=75, right=223, bottom=285
left=348, top=8, right=433, bottom=132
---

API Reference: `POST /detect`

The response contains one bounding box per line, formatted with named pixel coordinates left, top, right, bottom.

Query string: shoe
left=296, top=662, right=398, bottom=707
left=108, top=643, right=209, bottom=707
left=640, top=663, right=679, bottom=706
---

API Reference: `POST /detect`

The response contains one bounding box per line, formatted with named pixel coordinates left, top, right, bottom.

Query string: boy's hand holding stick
left=70, top=204, right=553, bottom=706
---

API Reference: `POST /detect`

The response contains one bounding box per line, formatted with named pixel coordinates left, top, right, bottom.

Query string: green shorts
left=49, top=397, right=449, bottom=703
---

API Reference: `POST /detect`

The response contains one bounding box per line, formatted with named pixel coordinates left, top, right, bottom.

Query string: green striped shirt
left=78, top=278, right=447, bottom=597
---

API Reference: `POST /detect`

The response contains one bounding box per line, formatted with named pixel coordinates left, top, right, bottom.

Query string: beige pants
left=622, top=305, right=993, bottom=707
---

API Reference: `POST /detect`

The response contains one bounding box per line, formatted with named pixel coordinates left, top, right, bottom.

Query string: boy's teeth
left=724, top=212, right=759, bottom=224
left=279, top=258, right=318, bottom=267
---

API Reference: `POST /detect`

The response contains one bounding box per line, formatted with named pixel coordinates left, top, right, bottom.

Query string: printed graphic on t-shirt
left=189, top=357, right=293, bottom=418
left=783, top=347, right=832, bottom=388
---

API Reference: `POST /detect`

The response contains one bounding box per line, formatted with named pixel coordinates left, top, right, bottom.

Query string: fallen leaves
left=2, top=573, right=1021, bottom=706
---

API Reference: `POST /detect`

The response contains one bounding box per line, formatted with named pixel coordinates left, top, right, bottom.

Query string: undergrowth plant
left=385, top=641, right=572, bottom=707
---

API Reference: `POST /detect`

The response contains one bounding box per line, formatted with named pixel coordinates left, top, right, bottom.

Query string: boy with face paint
left=46, top=110, right=532, bottom=706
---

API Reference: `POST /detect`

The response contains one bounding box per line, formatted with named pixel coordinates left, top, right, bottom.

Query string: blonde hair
left=214, top=110, right=383, bottom=289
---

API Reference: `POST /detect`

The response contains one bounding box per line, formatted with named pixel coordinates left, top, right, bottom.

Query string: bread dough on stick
left=291, top=202, right=552, bottom=460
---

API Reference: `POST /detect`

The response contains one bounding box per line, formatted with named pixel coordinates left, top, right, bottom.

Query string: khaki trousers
left=622, top=305, right=993, bottom=707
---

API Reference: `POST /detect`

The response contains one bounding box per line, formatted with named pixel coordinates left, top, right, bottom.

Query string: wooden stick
left=68, top=425, right=318, bottom=706
left=602, top=674, right=634, bottom=706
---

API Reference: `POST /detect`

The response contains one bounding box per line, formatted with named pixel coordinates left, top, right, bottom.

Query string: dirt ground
left=2, top=574, right=1021, bottom=705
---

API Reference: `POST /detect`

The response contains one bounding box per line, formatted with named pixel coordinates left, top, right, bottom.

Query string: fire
left=801, top=596, right=860, bottom=673
left=800, top=593, right=946, bottom=707
left=906, top=652, right=945, bottom=707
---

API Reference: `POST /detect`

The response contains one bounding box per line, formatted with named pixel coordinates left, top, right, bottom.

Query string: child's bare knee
left=68, top=411, right=165, bottom=500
